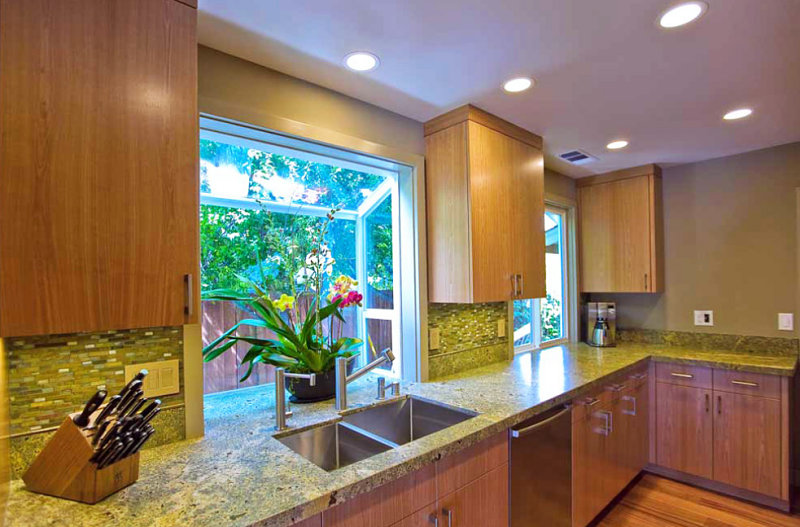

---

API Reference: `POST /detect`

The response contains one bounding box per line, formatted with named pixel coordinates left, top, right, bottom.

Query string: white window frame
left=514, top=197, right=578, bottom=353
left=198, top=115, right=419, bottom=381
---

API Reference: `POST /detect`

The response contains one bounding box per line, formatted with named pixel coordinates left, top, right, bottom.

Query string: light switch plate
left=497, top=319, right=506, bottom=338
left=125, top=359, right=180, bottom=397
left=779, top=313, right=794, bottom=331
left=694, top=310, right=714, bottom=326
left=429, top=328, right=441, bottom=350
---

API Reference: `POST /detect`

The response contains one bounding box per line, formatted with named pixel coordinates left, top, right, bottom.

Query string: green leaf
left=203, top=340, right=236, bottom=362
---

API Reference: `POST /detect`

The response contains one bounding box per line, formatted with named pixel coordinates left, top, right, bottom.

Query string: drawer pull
left=705, top=393, right=710, bottom=413
left=670, top=372, right=694, bottom=379
left=622, top=395, right=637, bottom=416
left=582, top=397, right=600, bottom=406
left=630, top=373, right=647, bottom=381
left=593, top=410, right=612, bottom=436
left=731, top=380, right=759, bottom=387
left=442, top=508, right=453, bottom=527
left=429, top=513, right=439, bottom=526
left=608, top=383, right=626, bottom=392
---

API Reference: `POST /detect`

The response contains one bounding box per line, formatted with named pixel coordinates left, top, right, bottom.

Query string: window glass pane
left=542, top=210, right=564, bottom=342
left=365, top=194, right=394, bottom=309
left=200, top=138, right=387, bottom=211
left=513, top=299, right=533, bottom=347
left=365, top=318, right=399, bottom=377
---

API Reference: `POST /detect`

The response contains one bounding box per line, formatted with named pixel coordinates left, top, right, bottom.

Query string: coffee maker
left=585, top=302, right=616, bottom=347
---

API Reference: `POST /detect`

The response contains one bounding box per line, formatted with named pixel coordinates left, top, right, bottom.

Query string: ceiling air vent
left=559, top=149, right=597, bottom=166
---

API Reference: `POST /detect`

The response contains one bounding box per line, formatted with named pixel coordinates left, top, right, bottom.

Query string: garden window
left=514, top=204, right=573, bottom=351
left=198, top=117, right=415, bottom=393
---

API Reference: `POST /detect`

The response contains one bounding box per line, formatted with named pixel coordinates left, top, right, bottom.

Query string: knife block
left=22, top=413, right=140, bottom=504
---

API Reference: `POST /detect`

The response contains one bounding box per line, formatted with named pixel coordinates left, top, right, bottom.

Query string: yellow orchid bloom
left=273, top=293, right=295, bottom=312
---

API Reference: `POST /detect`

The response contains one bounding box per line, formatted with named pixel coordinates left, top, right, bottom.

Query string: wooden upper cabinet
left=425, top=105, right=545, bottom=303
left=577, top=164, right=663, bottom=293
left=0, top=0, right=199, bottom=336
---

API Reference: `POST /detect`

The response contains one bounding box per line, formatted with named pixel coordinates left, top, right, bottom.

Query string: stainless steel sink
left=342, top=396, right=478, bottom=445
left=278, top=422, right=393, bottom=472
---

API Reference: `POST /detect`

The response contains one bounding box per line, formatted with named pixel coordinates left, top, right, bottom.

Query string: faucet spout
left=335, top=349, right=395, bottom=411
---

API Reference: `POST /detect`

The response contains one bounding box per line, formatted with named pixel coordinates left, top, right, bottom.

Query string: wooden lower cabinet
left=655, top=383, right=713, bottom=479
left=713, top=391, right=781, bottom=497
left=323, top=433, right=508, bottom=527
left=438, top=464, right=509, bottom=527
left=294, top=515, right=322, bottom=527
left=572, top=401, right=615, bottom=527
left=653, top=365, right=789, bottom=507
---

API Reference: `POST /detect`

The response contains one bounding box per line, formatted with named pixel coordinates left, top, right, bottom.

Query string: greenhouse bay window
left=198, top=117, right=418, bottom=395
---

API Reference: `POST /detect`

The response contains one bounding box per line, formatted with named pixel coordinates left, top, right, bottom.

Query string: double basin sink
left=278, top=396, right=477, bottom=471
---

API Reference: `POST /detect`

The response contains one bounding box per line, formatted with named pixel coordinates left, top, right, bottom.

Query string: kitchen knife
left=88, top=394, right=121, bottom=429
left=115, top=380, right=142, bottom=415
left=141, top=407, right=160, bottom=427
left=117, top=388, right=143, bottom=418
left=118, top=369, right=148, bottom=398
left=139, top=399, right=161, bottom=420
left=125, top=397, right=147, bottom=418
left=73, top=389, right=107, bottom=428
left=97, top=440, right=124, bottom=469
left=91, top=419, right=111, bottom=447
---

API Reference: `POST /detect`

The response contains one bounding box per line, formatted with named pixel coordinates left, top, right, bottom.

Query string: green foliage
left=540, top=294, right=562, bottom=341
left=201, top=282, right=361, bottom=377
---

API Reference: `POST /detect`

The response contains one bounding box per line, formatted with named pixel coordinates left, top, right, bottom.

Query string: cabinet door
left=713, top=392, right=781, bottom=498
left=438, top=464, right=509, bottom=527
left=323, top=464, right=436, bottom=527
left=613, top=377, right=649, bottom=489
left=511, top=140, right=545, bottom=300
left=572, top=404, right=614, bottom=527
left=655, top=383, right=713, bottom=479
left=578, top=176, right=651, bottom=293
left=468, top=122, right=519, bottom=302
left=0, top=0, right=199, bottom=336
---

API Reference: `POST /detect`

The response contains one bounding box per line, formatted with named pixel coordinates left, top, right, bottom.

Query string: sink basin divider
left=339, top=421, right=401, bottom=449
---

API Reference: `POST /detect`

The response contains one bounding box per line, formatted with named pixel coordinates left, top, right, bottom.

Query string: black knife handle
left=73, top=390, right=107, bottom=428
left=91, top=395, right=121, bottom=429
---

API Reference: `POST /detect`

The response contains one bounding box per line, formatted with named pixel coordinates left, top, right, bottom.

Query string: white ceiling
left=198, top=0, right=800, bottom=177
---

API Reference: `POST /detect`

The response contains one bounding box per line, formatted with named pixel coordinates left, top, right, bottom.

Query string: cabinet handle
left=705, top=393, right=709, bottom=413
left=644, top=273, right=648, bottom=291
left=510, top=275, right=517, bottom=298
left=428, top=513, right=439, bottom=526
left=670, top=372, right=694, bottom=379
left=511, top=407, right=571, bottom=438
left=593, top=410, right=612, bottom=436
left=717, top=395, right=722, bottom=415
left=518, top=273, right=524, bottom=297
left=630, top=373, right=647, bottom=381
left=442, top=508, right=453, bottom=527
left=622, top=395, right=637, bottom=416
left=731, top=380, right=759, bottom=387
left=581, top=396, right=600, bottom=406
left=184, top=274, right=193, bottom=317
left=607, top=383, right=626, bottom=392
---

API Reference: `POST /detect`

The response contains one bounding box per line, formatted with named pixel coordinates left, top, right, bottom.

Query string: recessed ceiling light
left=606, top=140, right=629, bottom=150
left=658, top=1, right=708, bottom=28
left=343, top=51, right=379, bottom=72
left=723, top=108, right=753, bottom=120
left=503, top=77, right=534, bottom=93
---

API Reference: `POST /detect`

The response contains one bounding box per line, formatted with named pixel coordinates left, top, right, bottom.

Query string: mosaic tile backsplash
left=428, top=303, right=510, bottom=379
left=5, top=326, right=186, bottom=478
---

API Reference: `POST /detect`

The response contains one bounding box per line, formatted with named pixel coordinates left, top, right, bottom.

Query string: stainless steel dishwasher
left=510, top=404, right=572, bottom=527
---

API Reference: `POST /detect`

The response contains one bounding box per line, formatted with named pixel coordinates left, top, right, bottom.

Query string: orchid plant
left=201, top=208, right=364, bottom=380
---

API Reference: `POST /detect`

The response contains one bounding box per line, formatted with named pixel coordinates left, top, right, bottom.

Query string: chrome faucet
left=275, top=368, right=316, bottom=431
left=335, top=349, right=395, bottom=410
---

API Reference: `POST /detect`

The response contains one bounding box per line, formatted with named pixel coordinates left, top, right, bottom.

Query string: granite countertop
left=5, top=342, right=797, bottom=527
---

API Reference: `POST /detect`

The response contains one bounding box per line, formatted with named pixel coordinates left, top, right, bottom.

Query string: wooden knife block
left=22, top=413, right=140, bottom=504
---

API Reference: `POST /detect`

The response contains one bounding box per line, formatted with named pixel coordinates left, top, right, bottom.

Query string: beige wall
left=590, top=142, right=800, bottom=338
left=198, top=46, right=425, bottom=157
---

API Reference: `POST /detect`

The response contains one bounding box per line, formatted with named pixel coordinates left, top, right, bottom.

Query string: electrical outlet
left=429, top=328, right=441, bottom=350
left=497, top=319, right=506, bottom=338
left=125, top=359, right=179, bottom=397
left=779, top=313, right=794, bottom=331
left=693, top=310, right=714, bottom=326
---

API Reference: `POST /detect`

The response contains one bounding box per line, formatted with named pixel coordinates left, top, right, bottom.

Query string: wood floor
left=596, top=474, right=800, bottom=527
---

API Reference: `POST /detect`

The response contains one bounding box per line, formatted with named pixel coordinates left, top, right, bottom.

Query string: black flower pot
left=287, top=368, right=337, bottom=403
left=286, top=359, right=360, bottom=403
